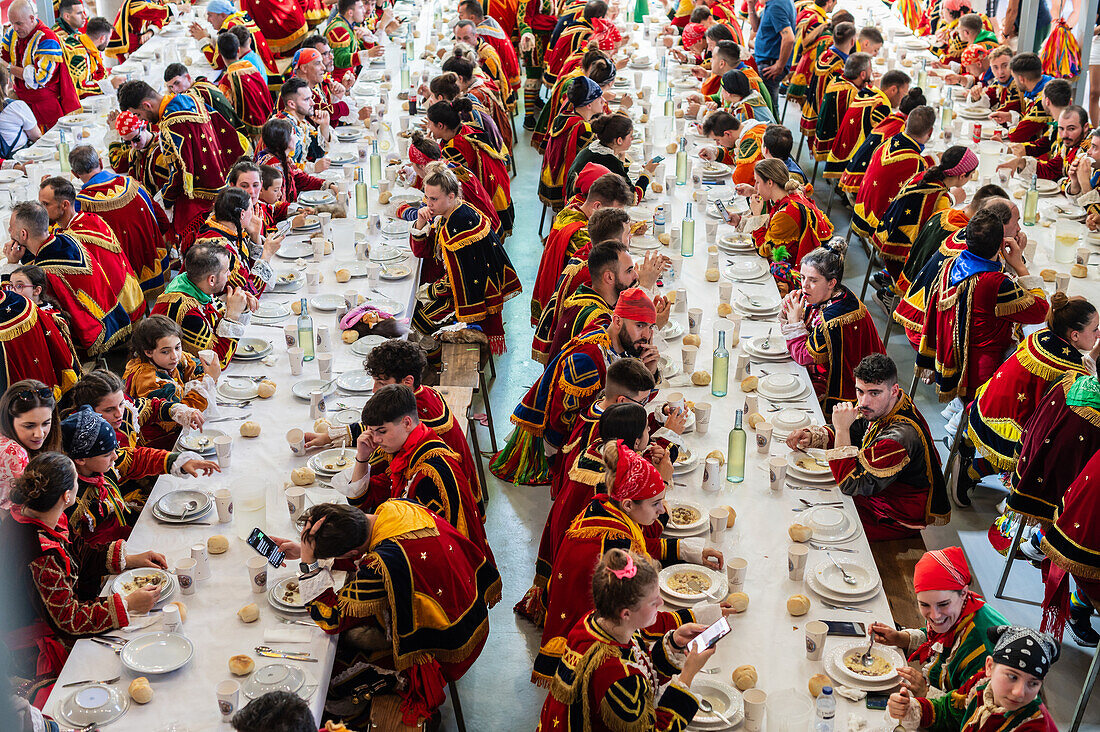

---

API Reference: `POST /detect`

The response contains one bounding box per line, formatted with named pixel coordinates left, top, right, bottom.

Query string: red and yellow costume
left=254, top=149, right=326, bottom=203
left=106, top=0, right=168, bottom=59
left=1, top=21, right=80, bottom=131
left=1036, top=127, right=1090, bottom=182
left=531, top=244, right=593, bottom=363
left=441, top=125, right=514, bottom=237
left=791, top=3, right=829, bottom=81
left=826, top=87, right=891, bottom=179
left=240, top=0, right=307, bottom=55
left=799, top=45, right=847, bottom=147
left=75, top=170, right=172, bottom=303
left=894, top=225, right=969, bottom=349
left=0, top=291, right=79, bottom=398
left=1043, top=447, right=1100, bottom=633
left=24, top=232, right=138, bottom=358
left=537, top=612, right=701, bottom=731
left=967, top=330, right=1090, bottom=474
left=305, top=500, right=501, bottom=726
left=58, top=211, right=145, bottom=326
left=1008, top=372, right=1100, bottom=524
left=873, top=172, right=953, bottom=282
left=218, top=59, right=274, bottom=139
left=532, top=203, right=589, bottom=323
left=123, top=353, right=209, bottom=450
left=789, top=30, right=833, bottom=102
left=839, top=111, right=907, bottom=194
left=1004, top=77, right=1054, bottom=151
left=151, top=272, right=244, bottom=368
left=53, top=19, right=107, bottom=98
left=201, top=11, right=278, bottom=84
left=475, top=16, right=521, bottom=102
left=916, top=252, right=1049, bottom=402
left=750, top=189, right=834, bottom=294
left=804, top=391, right=950, bottom=541
left=322, top=13, right=363, bottom=86
left=1, top=508, right=128, bottom=708
left=472, top=40, right=514, bottom=110
left=896, top=208, right=969, bottom=296
left=814, top=77, right=863, bottom=161
left=538, top=111, right=594, bottom=210
left=851, top=132, right=929, bottom=240
left=69, top=445, right=175, bottom=547
left=783, top=286, right=886, bottom=416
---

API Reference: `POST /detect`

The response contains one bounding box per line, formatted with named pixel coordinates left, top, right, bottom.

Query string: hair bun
left=1050, top=291, right=1070, bottom=310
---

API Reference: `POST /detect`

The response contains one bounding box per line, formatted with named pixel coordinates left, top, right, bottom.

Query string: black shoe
left=523, top=114, right=538, bottom=131
left=871, top=270, right=893, bottom=293
left=951, top=466, right=974, bottom=508
left=1018, top=532, right=1046, bottom=563
left=1069, top=604, right=1100, bottom=648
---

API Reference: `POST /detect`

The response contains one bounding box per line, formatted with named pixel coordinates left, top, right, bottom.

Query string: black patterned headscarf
left=986, top=625, right=1060, bottom=680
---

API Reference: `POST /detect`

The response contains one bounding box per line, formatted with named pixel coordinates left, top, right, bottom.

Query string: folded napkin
left=263, top=627, right=313, bottom=644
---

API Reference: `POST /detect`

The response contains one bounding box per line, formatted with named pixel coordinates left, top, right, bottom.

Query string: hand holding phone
left=247, top=527, right=287, bottom=568
left=649, top=155, right=665, bottom=166
left=689, top=616, right=732, bottom=653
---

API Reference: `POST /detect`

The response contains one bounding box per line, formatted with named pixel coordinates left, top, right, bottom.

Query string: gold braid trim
left=1041, top=536, right=1100, bottom=581
left=994, top=288, right=1044, bottom=317
left=857, top=450, right=910, bottom=478
left=598, top=688, right=659, bottom=732
left=822, top=302, right=871, bottom=330
left=77, top=180, right=140, bottom=211
left=568, top=465, right=605, bottom=485
left=1062, top=373, right=1100, bottom=429
left=549, top=641, right=621, bottom=731
left=1016, top=341, right=1086, bottom=383
left=0, top=301, right=37, bottom=340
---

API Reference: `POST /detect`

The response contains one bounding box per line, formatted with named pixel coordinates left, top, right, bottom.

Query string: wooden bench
left=439, top=342, right=498, bottom=453
left=870, top=536, right=928, bottom=631
left=435, top=384, right=488, bottom=508
left=370, top=694, right=422, bottom=731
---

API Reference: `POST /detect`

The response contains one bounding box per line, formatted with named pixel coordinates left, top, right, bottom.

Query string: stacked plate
left=630, top=235, right=661, bottom=252
left=335, top=128, right=364, bottom=143
left=218, top=379, right=260, bottom=401
left=58, top=112, right=97, bottom=127
left=178, top=429, right=225, bottom=456
left=823, top=640, right=903, bottom=692
left=273, top=269, right=304, bottom=292
left=801, top=505, right=861, bottom=544
left=1036, top=179, right=1061, bottom=197
left=328, top=151, right=358, bottom=166
left=722, top=259, right=769, bottom=282
left=0, top=169, right=24, bottom=184
left=233, top=338, right=273, bottom=362
left=756, top=373, right=810, bottom=402
left=742, top=336, right=788, bottom=361
left=56, top=684, right=129, bottom=727
left=253, top=301, right=293, bottom=323
left=112, top=568, right=177, bottom=607
left=380, top=262, right=413, bottom=280
left=337, top=370, right=373, bottom=393
left=699, top=162, right=732, bottom=181
left=382, top=219, right=411, bottom=237
left=364, top=295, right=404, bottom=316
left=268, top=576, right=308, bottom=614
left=786, top=451, right=833, bottom=483
left=290, top=216, right=323, bottom=235
left=121, top=632, right=195, bottom=674
left=808, top=558, right=881, bottom=602
left=717, top=232, right=755, bottom=253
left=957, top=105, right=989, bottom=121
left=152, top=489, right=214, bottom=525
left=13, top=146, right=53, bottom=162
left=299, top=190, right=336, bottom=207
left=350, top=334, right=389, bottom=356
left=308, top=448, right=355, bottom=477
left=291, top=379, right=338, bottom=400
left=310, top=293, right=346, bottom=311
left=664, top=499, right=708, bottom=537
left=658, top=564, right=727, bottom=608
left=771, top=410, right=812, bottom=440
left=659, top=354, right=681, bottom=380
left=671, top=446, right=699, bottom=475
left=276, top=241, right=316, bottom=259
left=689, top=679, right=744, bottom=730
left=733, top=292, right=780, bottom=317
left=370, top=244, right=406, bottom=263
left=243, top=663, right=307, bottom=700
left=658, top=320, right=684, bottom=341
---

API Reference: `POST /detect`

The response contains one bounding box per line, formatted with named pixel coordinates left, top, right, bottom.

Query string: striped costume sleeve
left=26, top=34, right=64, bottom=89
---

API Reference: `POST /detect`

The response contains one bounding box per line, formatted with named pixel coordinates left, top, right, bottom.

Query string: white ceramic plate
left=379, top=263, right=413, bottom=280
left=0, top=169, right=23, bottom=183
left=350, top=334, right=389, bottom=356
left=630, top=236, right=661, bottom=251
left=787, top=451, right=832, bottom=476
left=364, top=296, right=404, bottom=316
left=806, top=506, right=861, bottom=543
left=381, top=219, right=411, bottom=236
left=13, top=147, right=53, bottom=161
left=388, top=193, right=422, bottom=207
left=823, top=648, right=899, bottom=692
left=805, top=570, right=880, bottom=605
left=56, top=684, right=129, bottom=727
left=176, top=430, right=225, bottom=453
left=310, top=294, right=346, bottom=311
left=813, top=559, right=881, bottom=595
left=335, top=129, right=364, bottom=142
left=151, top=502, right=213, bottom=524
left=328, top=152, right=358, bottom=166
left=659, top=564, right=726, bottom=601
left=292, top=379, right=338, bottom=400
left=772, top=409, right=811, bottom=433
left=735, top=293, right=780, bottom=313
left=332, top=408, right=361, bottom=426
left=1036, top=179, right=1060, bottom=195
left=217, top=380, right=260, bottom=400
left=233, top=338, right=273, bottom=360
left=299, top=191, right=336, bottom=206
left=112, top=568, right=175, bottom=607
left=658, top=320, right=684, bottom=340
left=690, top=678, right=744, bottom=729
left=665, top=499, right=708, bottom=532
left=743, top=336, right=787, bottom=358
left=757, top=373, right=803, bottom=399
left=828, top=640, right=904, bottom=684
left=155, top=488, right=213, bottom=517
left=659, top=354, right=681, bottom=380
left=254, top=301, right=292, bottom=319
left=723, top=261, right=769, bottom=281
left=275, top=242, right=316, bottom=259
left=672, top=446, right=698, bottom=474
left=242, top=663, right=306, bottom=699
left=121, top=632, right=194, bottom=674
left=269, top=576, right=306, bottom=610
left=370, top=245, right=406, bottom=262
left=308, top=448, right=355, bottom=475
left=336, top=370, right=373, bottom=393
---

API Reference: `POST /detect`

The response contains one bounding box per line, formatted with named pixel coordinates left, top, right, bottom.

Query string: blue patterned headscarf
left=61, top=405, right=119, bottom=460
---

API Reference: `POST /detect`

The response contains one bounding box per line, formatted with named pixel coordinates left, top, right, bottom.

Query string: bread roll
left=726, top=591, right=749, bottom=612
left=639, top=113, right=650, bottom=124
left=229, top=654, right=255, bottom=675
left=665, top=142, right=679, bottom=155
left=207, top=535, right=229, bottom=554
left=657, top=232, right=670, bottom=245
left=1041, top=269, right=1057, bottom=282
left=717, top=303, right=733, bottom=317
left=313, top=418, right=332, bottom=433
left=809, top=673, right=831, bottom=697
left=723, top=505, right=736, bottom=527
left=291, top=467, right=316, bottom=486
left=705, top=267, right=720, bottom=282
left=706, top=450, right=725, bottom=465
left=746, top=412, right=766, bottom=429
left=788, top=523, right=813, bottom=543
left=732, top=664, right=758, bottom=690
left=378, top=190, right=393, bottom=204
left=237, top=603, right=259, bottom=623
left=342, top=330, right=359, bottom=344
left=257, top=380, right=276, bottom=398
left=335, top=268, right=351, bottom=283
left=168, top=600, right=187, bottom=622
left=787, top=594, right=811, bottom=616
left=674, top=109, right=685, bottom=118
left=129, top=677, right=153, bottom=704
left=291, top=300, right=303, bottom=314
left=239, top=421, right=261, bottom=438
left=682, top=333, right=701, bottom=346
left=691, top=370, right=711, bottom=386
left=740, top=375, right=759, bottom=392
left=1072, top=264, right=1088, bottom=278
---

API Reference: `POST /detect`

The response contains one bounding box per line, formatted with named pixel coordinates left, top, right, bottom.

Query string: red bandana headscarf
left=910, top=546, right=987, bottom=664
left=590, top=17, right=621, bottom=51
left=409, top=144, right=432, bottom=166
left=115, top=111, right=146, bottom=137
left=682, top=23, right=706, bottom=49
left=614, top=287, right=657, bottom=324
left=609, top=440, right=665, bottom=502
left=960, top=44, right=988, bottom=67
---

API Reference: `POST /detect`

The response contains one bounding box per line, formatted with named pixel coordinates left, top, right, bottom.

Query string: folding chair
left=448, top=681, right=468, bottom=732
left=993, top=518, right=1043, bottom=607
left=1069, top=635, right=1100, bottom=732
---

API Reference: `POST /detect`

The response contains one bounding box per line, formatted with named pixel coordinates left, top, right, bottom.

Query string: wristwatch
left=299, top=560, right=320, bottom=574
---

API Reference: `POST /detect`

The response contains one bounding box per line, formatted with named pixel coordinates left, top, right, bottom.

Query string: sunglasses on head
left=13, top=387, right=52, bottom=404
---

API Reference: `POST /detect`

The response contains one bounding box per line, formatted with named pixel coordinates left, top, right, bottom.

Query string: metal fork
left=809, top=541, right=856, bottom=553
left=819, top=600, right=872, bottom=613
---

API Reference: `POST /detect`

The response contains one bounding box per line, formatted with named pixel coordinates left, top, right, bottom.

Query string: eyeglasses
left=12, top=387, right=52, bottom=404
left=623, top=395, right=648, bottom=407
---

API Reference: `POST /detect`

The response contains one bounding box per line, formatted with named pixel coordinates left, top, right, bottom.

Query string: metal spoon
left=826, top=552, right=858, bottom=586
left=177, top=500, right=198, bottom=522
left=861, top=635, right=877, bottom=667
left=698, top=699, right=734, bottom=726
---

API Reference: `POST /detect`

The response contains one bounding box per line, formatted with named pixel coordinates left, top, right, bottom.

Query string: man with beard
left=275, top=77, right=329, bottom=166
left=491, top=288, right=660, bottom=486
left=1000, top=105, right=1090, bottom=181
left=786, top=354, right=950, bottom=541
left=53, top=2, right=114, bottom=98
left=291, top=44, right=349, bottom=126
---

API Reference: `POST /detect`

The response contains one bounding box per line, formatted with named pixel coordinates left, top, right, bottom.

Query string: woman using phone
left=869, top=546, right=1007, bottom=698
left=0, top=452, right=166, bottom=707
left=538, top=75, right=604, bottom=211
left=566, top=112, right=655, bottom=204
left=537, top=548, right=714, bottom=730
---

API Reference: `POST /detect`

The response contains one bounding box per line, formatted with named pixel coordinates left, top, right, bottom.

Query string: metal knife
left=255, top=648, right=317, bottom=662
left=820, top=601, right=872, bottom=613
left=61, top=675, right=121, bottom=688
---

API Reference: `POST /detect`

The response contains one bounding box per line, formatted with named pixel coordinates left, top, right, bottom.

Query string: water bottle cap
left=822, top=687, right=833, bottom=695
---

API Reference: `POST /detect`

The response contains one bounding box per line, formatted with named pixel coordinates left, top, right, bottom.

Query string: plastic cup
left=316, top=324, right=332, bottom=352
left=666, top=391, right=685, bottom=412
left=215, top=488, right=233, bottom=524
left=1056, top=272, right=1070, bottom=293
left=768, top=456, right=787, bottom=491
left=286, top=428, right=306, bottom=456
left=788, top=544, right=810, bottom=581
left=805, top=620, right=829, bottom=661
left=318, top=211, right=332, bottom=237
left=306, top=266, right=321, bottom=292
left=288, top=347, right=304, bottom=376
left=162, top=602, right=181, bottom=632
left=311, top=237, right=325, bottom=262
left=309, top=390, right=326, bottom=419
left=214, top=435, right=233, bottom=468
left=719, top=281, right=733, bottom=304
left=247, top=555, right=268, bottom=594
left=176, top=558, right=197, bottom=595
left=756, top=423, right=773, bottom=454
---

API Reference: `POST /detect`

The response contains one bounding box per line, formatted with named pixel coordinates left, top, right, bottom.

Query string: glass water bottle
left=681, top=202, right=695, bottom=257
left=664, top=88, right=674, bottom=117
left=726, top=410, right=746, bottom=483
left=369, top=141, right=382, bottom=188
left=711, top=330, right=729, bottom=397
left=657, top=56, right=667, bottom=96
left=297, top=298, right=315, bottom=361
left=400, top=51, right=410, bottom=89
left=58, top=129, right=70, bottom=173
left=676, top=136, right=688, bottom=185
left=355, top=167, right=369, bottom=219
left=1023, top=175, right=1039, bottom=226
